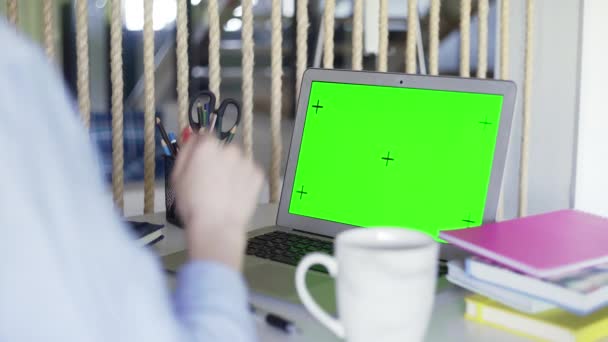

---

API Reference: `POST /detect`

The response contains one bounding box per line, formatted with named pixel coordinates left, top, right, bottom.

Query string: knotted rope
left=519, top=0, right=534, bottom=217
left=269, top=0, right=283, bottom=202
left=208, top=0, right=221, bottom=99
left=7, top=0, right=17, bottom=26
left=405, top=0, right=417, bottom=73
left=176, top=0, right=189, bottom=137
left=75, top=0, right=91, bottom=127
left=496, top=0, right=510, bottom=221
left=323, top=0, right=335, bottom=69
left=477, top=0, right=489, bottom=78
left=295, top=0, right=308, bottom=94
left=43, top=0, right=56, bottom=60
left=460, top=0, right=471, bottom=77
left=143, top=0, right=156, bottom=214
left=242, top=0, right=256, bottom=158
left=429, top=0, right=440, bottom=75
left=110, top=0, right=124, bottom=212
left=378, top=0, right=388, bottom=72
left=352, top=0, right=363, bottom=70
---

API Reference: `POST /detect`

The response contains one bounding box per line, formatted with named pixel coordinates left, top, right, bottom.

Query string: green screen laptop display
left=288, top=81, right=504, bottom=239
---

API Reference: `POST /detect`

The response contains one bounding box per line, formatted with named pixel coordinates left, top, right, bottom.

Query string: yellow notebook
left=464, top=294, right=608, bottom=342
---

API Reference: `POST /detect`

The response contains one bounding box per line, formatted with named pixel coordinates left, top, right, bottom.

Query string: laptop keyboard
left=247, top=231, right=449, bottom=276
left=246, top=231, right=333, bottom=273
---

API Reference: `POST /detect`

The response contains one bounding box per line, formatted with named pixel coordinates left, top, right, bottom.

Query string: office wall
left=500, top=0, right=581, bottom=219
left=575, top=0, right=608, bottom=216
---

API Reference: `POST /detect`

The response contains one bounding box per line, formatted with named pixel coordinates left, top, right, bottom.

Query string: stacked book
left=439, top=209, right=608, bottom=342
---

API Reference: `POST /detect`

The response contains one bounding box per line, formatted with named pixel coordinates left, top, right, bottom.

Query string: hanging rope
left=460, top=0, right=471, bottom=77
left=500, top=0, right=510, bottom=80
left=295, top=0, right=308, bottom=95
left=519, top=0, right=534, bottom=217
left=143, top=0, right=155, bottom=214
left=477, top=0, right=489, bottom=78
left=378, top=0, right=388, bottom=72
left=270, top=0, right=283, bottom=202
left=75, top=0, right=91, bottom=128
left=242, top=0, right=255, bottom=158
left=208, top=0, right=221, bottom=99
left=176, top=0, right=189, bottom=138
left=496, top=0, right=510, bottom=221
left=109, top=0, right=124, bottom=212
left=323, top=0, right=335, bottom=69
left=429, top=0, right=440, bottom=75
left=405, top=0, right=418, bottom=73
left=351, top=0, right=363, bottom=70
left=43, top=0, right=56, bottom=60
left=6, top=0, right=17, bottom=26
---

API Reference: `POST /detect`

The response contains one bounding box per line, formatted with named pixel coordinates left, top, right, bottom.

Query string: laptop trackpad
left=245, top=263, right=336, bottom=314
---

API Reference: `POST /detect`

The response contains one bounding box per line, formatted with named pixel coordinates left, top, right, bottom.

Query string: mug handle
left=295, top=253, right=345, bottom=338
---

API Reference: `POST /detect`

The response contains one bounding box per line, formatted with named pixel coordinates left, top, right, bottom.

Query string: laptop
left=163, top=69, right=516, bottom=309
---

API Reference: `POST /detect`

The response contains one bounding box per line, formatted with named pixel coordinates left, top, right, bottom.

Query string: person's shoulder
left=0, top=19, right=52, bottom=70
left=0, top=19, right=79, bottom=137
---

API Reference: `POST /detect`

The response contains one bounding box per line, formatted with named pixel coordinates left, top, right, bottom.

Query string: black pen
left=250, top=305, right=297, bottom=335
left=156, top=117, right=177, bottom=156
left=168, top=132, right=180, bottom=154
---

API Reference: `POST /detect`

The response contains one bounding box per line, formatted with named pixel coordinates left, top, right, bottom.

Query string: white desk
left=131, top=204, right=530, bottom=342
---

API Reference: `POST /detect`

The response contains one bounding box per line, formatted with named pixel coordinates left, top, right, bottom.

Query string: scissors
left=189, top=90, right=241, bottom=141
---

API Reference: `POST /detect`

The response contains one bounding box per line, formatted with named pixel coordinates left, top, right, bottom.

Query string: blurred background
left=3, top=0, right=503, bottom=213
left=1, top=1, right=592, bottom=220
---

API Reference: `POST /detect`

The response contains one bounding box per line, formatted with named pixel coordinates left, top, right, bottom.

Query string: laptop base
left=161, top=225, right=469, bottom=313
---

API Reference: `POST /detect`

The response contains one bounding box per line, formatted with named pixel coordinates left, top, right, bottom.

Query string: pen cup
left=164, top=155, right=184, bottom=228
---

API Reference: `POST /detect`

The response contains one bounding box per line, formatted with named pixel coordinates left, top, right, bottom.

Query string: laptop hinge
left=292, top=229, right=334, bottom=240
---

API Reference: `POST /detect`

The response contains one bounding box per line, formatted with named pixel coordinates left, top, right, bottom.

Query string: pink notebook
left=439, top=210, right=608, bottom=277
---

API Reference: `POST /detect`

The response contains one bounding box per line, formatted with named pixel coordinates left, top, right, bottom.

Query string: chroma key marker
left=296, top=185, right=308, bottom=199
left=461, top=213, right=475, bottom=228
left=381, top=151, right=395, bottom=167
left=478, top=114, right=493, bottom=129
left=312, top=100, right=323, bottom=114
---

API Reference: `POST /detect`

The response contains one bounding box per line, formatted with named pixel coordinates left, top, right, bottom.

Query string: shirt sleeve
left=174, top=261, right=257, bottom=342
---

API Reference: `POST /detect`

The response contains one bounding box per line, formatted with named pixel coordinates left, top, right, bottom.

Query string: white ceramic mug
left=295, top=228, right=438, bottom=342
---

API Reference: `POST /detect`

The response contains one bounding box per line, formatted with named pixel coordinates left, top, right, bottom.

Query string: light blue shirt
left=0, top=21, right=255, bottom=342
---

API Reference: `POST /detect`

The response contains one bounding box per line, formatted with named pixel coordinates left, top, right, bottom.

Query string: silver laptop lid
left=277, top=69, right=516, bottom=240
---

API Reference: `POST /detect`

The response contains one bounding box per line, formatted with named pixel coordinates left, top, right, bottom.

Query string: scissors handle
left=189, top=90, right=216, bottom=131
left=215, top=98, right=242, bottom=140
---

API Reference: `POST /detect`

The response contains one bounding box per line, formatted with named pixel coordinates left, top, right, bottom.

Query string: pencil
left=196, top=103, right=205, bottom=128
left=156, top=117, right=177, bottom=156
left=203, top=103, right=209, bottom=127
left=209, top=112, right=218, bottom=133
left=225, top=126, right=237, bottom=144
left=160, top=140, right=172, bottom=157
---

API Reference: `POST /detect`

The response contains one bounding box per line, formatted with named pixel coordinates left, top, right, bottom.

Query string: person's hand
left=171, top=134, right=263, bottom=271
